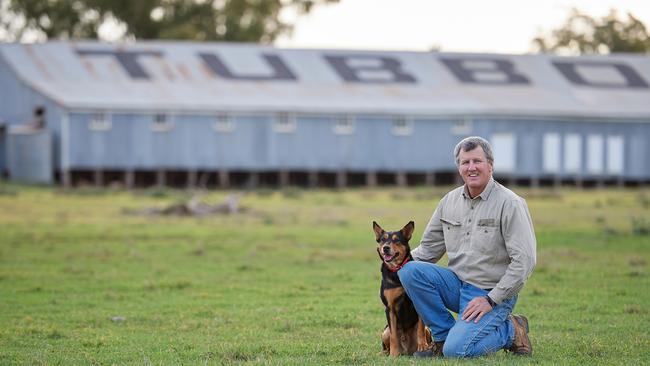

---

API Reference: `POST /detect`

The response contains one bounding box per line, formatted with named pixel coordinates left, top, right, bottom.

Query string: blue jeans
left=398, top=261, right=516, bottom=358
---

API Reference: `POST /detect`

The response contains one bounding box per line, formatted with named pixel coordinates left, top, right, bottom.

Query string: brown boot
left=508, top=314, right=532, bottom=356
left=413, top=341, right=444, bottom=358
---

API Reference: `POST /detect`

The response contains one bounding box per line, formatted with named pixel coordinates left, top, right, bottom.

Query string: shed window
left=543, top=133, right=560, bottom=173
left=391, top=117, right=413, bottom=136
left=88, top=112, right=111, bottom=131
left=333, top=115, right=354, bottom=135
left=586, top=134, right=604, bottom=174
left=273, top=113, right=296, bottom=133
left=151, top=113, right=173, bottom=132
left=606, top=135, right=624, bottom=174
left=451, top=118, right=472, bottom=135
left=564, top=134, right=582, bottom=173
left=491, top=133, right=515, bottom=173
left=213, top=114, right=234, bottom=133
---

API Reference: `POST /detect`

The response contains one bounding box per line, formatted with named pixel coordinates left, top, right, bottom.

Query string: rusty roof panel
left=0, top=41, right=649, bottom=119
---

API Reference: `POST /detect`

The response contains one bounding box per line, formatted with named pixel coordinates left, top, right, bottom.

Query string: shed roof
left=1, top=41, right=650, bottom=119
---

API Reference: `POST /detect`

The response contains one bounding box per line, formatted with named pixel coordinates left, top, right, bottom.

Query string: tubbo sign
left=76, top=47, right=649, bottom=89
left=1, top=42, right=650, bottom=117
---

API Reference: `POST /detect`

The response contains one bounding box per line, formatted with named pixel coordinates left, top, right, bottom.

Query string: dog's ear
left=372, top=221, right=385, bottom=242
left=400, top=221, right=415, bottom=242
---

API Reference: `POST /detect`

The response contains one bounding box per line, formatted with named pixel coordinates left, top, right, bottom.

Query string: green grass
left=0, top=183, right=649, bottom=365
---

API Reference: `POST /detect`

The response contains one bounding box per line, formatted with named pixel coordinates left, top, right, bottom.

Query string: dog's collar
left=384, top=255, right=410, bottom=272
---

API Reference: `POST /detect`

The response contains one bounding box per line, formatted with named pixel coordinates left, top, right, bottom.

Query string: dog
left=373, top=220, right=431, bottom=356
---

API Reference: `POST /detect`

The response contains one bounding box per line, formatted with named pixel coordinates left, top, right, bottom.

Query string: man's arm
left=487, top=198, right=537, bottom=304
left=411, top=197, right=447, bottom=263
left=463, top=197, right=536, bottom=322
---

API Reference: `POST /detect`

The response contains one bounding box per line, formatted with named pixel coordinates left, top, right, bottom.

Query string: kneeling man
left=399, top=136, right=536, bottom=358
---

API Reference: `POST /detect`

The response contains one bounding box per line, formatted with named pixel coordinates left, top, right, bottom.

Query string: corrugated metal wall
left=0, top=124, right=6, bottom=176
left=60, top=111, right=649, bottom=181
left=7, top=128, right=53, bottom=184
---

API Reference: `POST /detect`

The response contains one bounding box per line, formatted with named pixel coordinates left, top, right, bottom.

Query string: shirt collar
left=462, top=178, right=496, bottom=201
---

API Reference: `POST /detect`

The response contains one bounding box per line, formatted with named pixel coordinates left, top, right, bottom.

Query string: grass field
left=0, top=183, right=649, bottom=365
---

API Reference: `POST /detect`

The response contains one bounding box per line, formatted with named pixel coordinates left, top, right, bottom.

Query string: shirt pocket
left=474, top=219, right=501, bottom=253
left=440, top=217, right=462, bottom=252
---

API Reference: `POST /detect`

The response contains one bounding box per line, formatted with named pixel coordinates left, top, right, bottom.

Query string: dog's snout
left=382, top=245, right=391, bottom=253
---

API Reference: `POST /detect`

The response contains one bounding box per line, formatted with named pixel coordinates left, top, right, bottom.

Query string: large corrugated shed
left=1, top=41, right=649, bottom=187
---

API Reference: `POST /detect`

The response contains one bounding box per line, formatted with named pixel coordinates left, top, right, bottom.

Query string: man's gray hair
left=454, top=136, right=494, bottom=166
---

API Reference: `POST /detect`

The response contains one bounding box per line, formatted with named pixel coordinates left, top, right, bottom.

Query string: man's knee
left=398, top=261, right=448, bottom=287
left=442, top=337, right=468, bottom=358
left=397, top=261, right=421, bottom=286
left=442, top=329, right=497, bottom=358
left=442, top=322, right=480, bottom=358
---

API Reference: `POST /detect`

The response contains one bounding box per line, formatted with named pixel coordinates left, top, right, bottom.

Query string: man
left=398, top=136, right=536, bottom=358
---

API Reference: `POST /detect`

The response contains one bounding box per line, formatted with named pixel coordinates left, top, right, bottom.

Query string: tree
left=532, top=8, right=650, bottom=54
left=0, top=0, right=337, bottom=43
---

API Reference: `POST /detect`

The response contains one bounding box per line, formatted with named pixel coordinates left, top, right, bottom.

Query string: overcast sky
left=275, top=0, right=650, bottom=54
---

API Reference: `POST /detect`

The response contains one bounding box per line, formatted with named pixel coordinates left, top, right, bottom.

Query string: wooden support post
left=125, top=170, right=134, bottom=189
left=279, top=170, right=289, bottom=187
left=366, top=171, right=377, bottom=187
left=308, top=171, right=318, bottom=188
left=396, top=171, right=407, bottom=187
left=575, top=175, right=583, bottom=189
left=531, top=176, right=540, bottom=189
left=219, top=170, right=229, bottom=189
left=553, top=175, right=561, bottom=189
left=94, top=169, right=103, bottom=187
left=156, top=170, right=166, bottom=188
left=62, top=170, right=71, bottom=188
left=248, top=172, right=259, bottom=188
left=336, top=170, right=347, bottom=188
left=425, top=172, right=435, bottom=186
left=197, top=172, right=210, bottom=189
left=187, top=170, right=197, bottom=189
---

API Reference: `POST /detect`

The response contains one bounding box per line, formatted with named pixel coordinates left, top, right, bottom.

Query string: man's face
left=458, top=146, right=493, bottom=195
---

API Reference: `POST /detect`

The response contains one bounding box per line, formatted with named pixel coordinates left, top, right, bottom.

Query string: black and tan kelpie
left=373, top=221, right=431, bottom=356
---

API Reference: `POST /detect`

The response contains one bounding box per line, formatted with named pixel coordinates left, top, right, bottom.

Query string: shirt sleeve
left=487, top=197, right=537, bottom=304
left=412, top=196, right=447, bottom=263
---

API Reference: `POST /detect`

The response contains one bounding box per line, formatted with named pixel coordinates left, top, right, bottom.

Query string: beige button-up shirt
left=412, top=179, right=536, bottom=304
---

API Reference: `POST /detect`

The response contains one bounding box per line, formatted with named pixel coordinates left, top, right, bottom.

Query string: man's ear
left=400, top=221, right=415, bottom=242
left=372, top=221, right=385, bottom=242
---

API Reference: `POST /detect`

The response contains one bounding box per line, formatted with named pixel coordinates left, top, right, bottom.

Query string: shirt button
left=469, top=219, right=472, bottom=223
left=466, top=232, right=470, bottom=235
left=471, top=206, right=474, bottom=210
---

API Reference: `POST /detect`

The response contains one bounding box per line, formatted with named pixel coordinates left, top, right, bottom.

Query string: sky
left=275, top=0, right=650, bottom=54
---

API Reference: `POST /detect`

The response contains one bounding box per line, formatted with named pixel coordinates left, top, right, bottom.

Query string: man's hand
left=461, top=296, right=493, bottom=323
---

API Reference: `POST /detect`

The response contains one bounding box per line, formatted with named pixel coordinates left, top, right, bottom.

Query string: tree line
left=0, top=0, right=337, bottom=43
left=1, top=1, right=649, bottom=54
